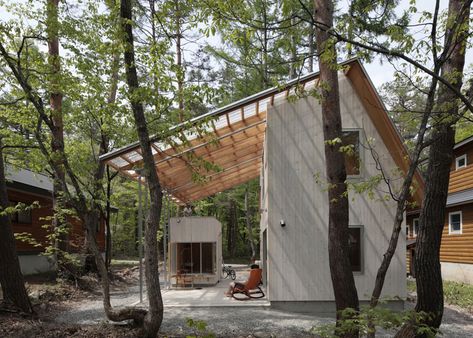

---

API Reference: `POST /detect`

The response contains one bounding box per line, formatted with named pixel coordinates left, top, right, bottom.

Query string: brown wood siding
left=8, top=188, right=105, bottom=253
left=449, top=165, right=473, bottom=194
left=406, top=205, right=473, bottom=265
left=8, top=189, right=53, bottom=253
left=451, top=142, right=473, bottom=170
left=440, top=204, right=473, bottom=264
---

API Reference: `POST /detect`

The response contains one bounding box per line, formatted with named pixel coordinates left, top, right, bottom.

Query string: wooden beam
left=171, top=154, right=262, bottom=194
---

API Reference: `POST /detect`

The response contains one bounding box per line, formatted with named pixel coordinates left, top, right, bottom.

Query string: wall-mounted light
left=280, top=219, right=286, bottom=227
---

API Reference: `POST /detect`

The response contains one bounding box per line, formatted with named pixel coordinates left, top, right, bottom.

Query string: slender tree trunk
left=46, top=0, right=67, bottom=253
left=396, top=1, right=469, bottom=336
left=314, top=1, right=359, bottom=336
left=366, top=71, right=438, bottom=338
left=308, top=1, right=316, bottom=73
left=175, top=0, right=184, bottom=121
left=104, top=43, right=120, bottom=269
left=0, top=141, right=33, bottom=314
left=121, top=0, right=164, bottom=336
left=245, top=185, right=256, bottom=261
left=290, top=15, right=297, bottom=78
left=84, top=209, right=146, bottom=323
left=261, top=1, right=269, bottom=87
left=105, top=167, right=114, bottom=268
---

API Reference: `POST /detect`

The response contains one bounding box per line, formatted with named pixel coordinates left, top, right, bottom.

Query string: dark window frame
left=348, top=225, right=364, bottom=274
left=341, top=129, right=362, bottom=177
left=448, top=211, right=462, bottom=235
left=9, top=200, right=33, bottom=225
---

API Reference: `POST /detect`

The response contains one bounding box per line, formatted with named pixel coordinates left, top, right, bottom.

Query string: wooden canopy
left=99, top=58, right=424, bottom=206
left=99, top=65, right=322, bottom=204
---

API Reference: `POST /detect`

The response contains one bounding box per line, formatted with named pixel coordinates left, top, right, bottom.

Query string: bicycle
left=222, top=264, right=236, bottom=280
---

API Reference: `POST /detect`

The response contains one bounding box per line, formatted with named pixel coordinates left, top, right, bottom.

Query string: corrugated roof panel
left=228, top=109, right=241, bottom=124
left=244, top=103, right=257, bottom=117
left=111, top=157, right=129, bottom=168
left=127, top=151, right=142, bottom=162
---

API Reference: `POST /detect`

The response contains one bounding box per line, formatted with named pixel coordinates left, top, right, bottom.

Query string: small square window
left=9, top=201, right=32, bottom=224
left=456, top=155, right=467, bottom=170
left=413, top=218, right=420, bottom=237
left=449, top=212, right=462, bottom=234
left=341, top=130, right=361, bottom=176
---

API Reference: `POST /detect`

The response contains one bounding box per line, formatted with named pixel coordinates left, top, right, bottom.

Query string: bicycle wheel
left=230, top=269, right=236, bottom=280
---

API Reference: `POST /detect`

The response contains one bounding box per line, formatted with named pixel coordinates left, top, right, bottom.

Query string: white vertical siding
left=265, top=73, right=406, bottom=301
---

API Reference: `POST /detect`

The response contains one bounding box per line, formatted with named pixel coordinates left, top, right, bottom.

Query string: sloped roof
left=6, top=165, right=53, bottom=193
left=100, top=58, right=424, bottom=205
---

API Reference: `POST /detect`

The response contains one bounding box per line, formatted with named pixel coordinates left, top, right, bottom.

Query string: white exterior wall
left=263, top=73, right=406, bottom=302
left=19, top=254, right=55, bottom=275
left=442, top=262, right=473, bottom=284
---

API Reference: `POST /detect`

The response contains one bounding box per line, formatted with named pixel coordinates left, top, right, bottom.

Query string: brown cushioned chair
left=231, top=268, right=265, bottom=300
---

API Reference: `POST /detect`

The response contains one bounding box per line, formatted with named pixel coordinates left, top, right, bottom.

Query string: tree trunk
left=121, top=0, right=164, bottom=336
left=396, top=1, right=469, bottom=336
left=105, top=167, right=113, bottom=269
left=314, top=0, right=359, bottom=336
left=104, top=45, right=120, bottom=269
left=0, top=140, right=33, bottom=314
left=175, top=0, right=184, bottom=121
left=84, top=209, right=146, bottom=323
left=47, top=0, right=67, bottom=253
left=245, top=185, right=256, bottom=261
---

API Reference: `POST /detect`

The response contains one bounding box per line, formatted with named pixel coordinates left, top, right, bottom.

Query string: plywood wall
left=264, top=73, right=406, bottom=302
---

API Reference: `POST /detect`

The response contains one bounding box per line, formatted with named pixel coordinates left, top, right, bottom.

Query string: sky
left=353, top=0, right=473, bottom=88
left=0, top=0, right=472, bottom=91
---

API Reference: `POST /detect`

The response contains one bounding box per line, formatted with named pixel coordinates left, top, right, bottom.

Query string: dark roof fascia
left=454, top=135, right=473, bottom=150
left=7, top=181, right=53, bottom=199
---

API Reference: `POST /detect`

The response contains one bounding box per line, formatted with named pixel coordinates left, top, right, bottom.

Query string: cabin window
left=449, top=211, right=462, bottom=234
left=348, top=226, right=363, bottom=273
left=175, top=242, right=216, bottom=274
left=456, top=154, right=467, bottom=170
left=413, top=218, right=419, bottom=237
left=341, top=130, right=361, bottom=176
left=9, top=201, right=32, bottom=224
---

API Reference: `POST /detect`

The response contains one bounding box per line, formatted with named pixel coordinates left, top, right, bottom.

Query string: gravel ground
left=55, top=289, right=325, bottom=337
left=51, top=269, right=473, bottom=338
left=54, top=289, right=473, bottom=337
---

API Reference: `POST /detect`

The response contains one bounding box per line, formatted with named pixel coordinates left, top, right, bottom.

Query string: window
left=413, top=218, right=419, bottom=237
left=175, top=242, right=217, bottom=274
left=406, top=225, right=409, bottom=238
left=456, top=154, right=467, bottom=170
left=348, top=226, right=363, bottom=273
left=9, top=201, right=32, bottom=224
left=341, top=130, right=361, bottom=176
left=449, top=211, right=462, bottom=234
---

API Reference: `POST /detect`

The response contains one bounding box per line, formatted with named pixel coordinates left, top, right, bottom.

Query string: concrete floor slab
left=144, top=264, right=270, bottom=307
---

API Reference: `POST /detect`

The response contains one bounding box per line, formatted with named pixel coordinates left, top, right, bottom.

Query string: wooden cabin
left=407, top=136, right=473, bottom=284
left=168, top=216, right=222, bottom=287
left=6, top=166, right=105, bottom=275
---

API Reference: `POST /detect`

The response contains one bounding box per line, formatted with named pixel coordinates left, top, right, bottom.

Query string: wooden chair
left=231, top=268, right=265, bottom=300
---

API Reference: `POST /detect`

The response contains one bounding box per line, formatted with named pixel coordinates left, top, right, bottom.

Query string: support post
left=137, top=172, right=143, bottom=303
left=163, top=192, right=169, bottom=289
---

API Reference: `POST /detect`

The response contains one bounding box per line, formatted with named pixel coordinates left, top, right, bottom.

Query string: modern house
left=100, top=58, right=423, bottom=311
left=407, top=136, right=473, bottom=284
left=6, top=166, right=106, bottom=275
